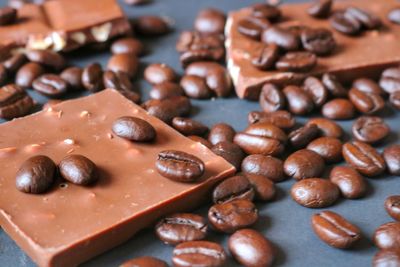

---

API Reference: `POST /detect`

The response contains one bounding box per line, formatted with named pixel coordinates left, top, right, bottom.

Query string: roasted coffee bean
left=283, top=85, right=314, bottom=115
left=241, top=154, right=285, bottom=182
left=15, top=155, right=55, bottom=194
left=352, top=116, right=390, bottom=144
left=259, top=83, right=285, bottom=112
left=388, top=8, right=400, bottom=25
left=248, top=110, right=295, bottom=130
left=0, top=84, right=34, bottom=119
left=237, top=16, right=270, bottom=40
left=120, top=90, right=141, bottom=104
left=244, top=173, right=276, bottom=201
left=124, top=0, right=149, bottom=5
left=276, top=52, right=317, bottom=72
left=2, top=53, right=27, bottom=74
left=308, top=0, right=332, bottom=18
left=112, top=116, right=156, bottom=142
left=208, top=199, right=258, bottom=233
left=172, top=117, right=208, bottom=136
left=150, top=82, right=184, bottom=100
left=373, top=249, right=400, bottom=267
left=135, top=15, right=170, bottom=36
left=120, top=256, right=168, bottom=267
left=194, top=8, right=225, bottom=35
left=211, top=141, right=245, bottom=170
left=82, top=63, right=104, bottom=92
left=301, top=28, right=336, bottom=56
left=374, top=222, right=400, bottom=250
left=307, top=137, right=343, bottom=163
left=186, top=62, right=232, bottom=97
left=60, top=67, right=83, bottom=91
left=284, top=149, right=325, bottom=180
left=155, top=213, right=207, bottom=245
left=346, top=7, right=381, bottom=30
left=251, top=3, right=281, bottom=21
left=25, top=50, right=66, bottom=71
left=156, top=150, right=205, bottom=182
left=213, top=175, right=254, bottom=204
left=252, top=44, right=280, bottom=70
left=229, top=228, right=275, bottom=267
left=142, top=96, right=191, bottom=123
left=390, top=91, right=400, bottom=110
left=189, top=135, right=212, bottom=149
left=172, top=241, right=226, bottom=267
left=32, top=74, right=68, bottom=97
left=311, top=211, right=361, bottom=249
left=322, top=73, right=348, bottom=97
left=330, top=11, right=361, bottom=35
left=353, top=78, right=385, bottom=96
left=0, top=65, right=8, bottom=87
left=383, top=145, right=400, bottom=175
left=322, top=99, right=355, bottom=120
left=329, top=166, right=367, bottom=199
left=379, top=67, right=400, bottom=94
left=103, top=70, right=133, bottom=92
left=342, top=141, right=386, bottom=177
left=208, top=123, right=235, bottom=145
left=180, top=75, right=212, bottom=99
left=234, top=122, right=287, bottom=156
left=107, top=53, right=138, bottom=79
left=176, top=30, right=224, bottom=53
left=289, top=124, right=320, bottom=149
left=0, top=7, right=17, bottom=25
left=385, top=196, right=400, bottom=222
left=261, top=26, right=299, bottom=51
left=306, top=118, right=343, bottom=139
left=59, top=155, right=98, bottom=185
left=303, top=76, right=328, bottom=107
left=291, top=178, right=339, bottom=208
left=179, top=47, right=225, bottom=67
left=349, top=88, right=385, bottom=114
left=111, top=37, right=144, bottom=56
left=144, top=63, right=177, bottom=85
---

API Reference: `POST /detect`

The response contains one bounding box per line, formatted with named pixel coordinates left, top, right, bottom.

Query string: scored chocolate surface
left=226, top=0, right=400, bottom=99
left=0, top=89, right=235, bottom=267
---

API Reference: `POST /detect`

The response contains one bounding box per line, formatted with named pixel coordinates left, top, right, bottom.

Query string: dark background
left=0, top=0, right=399, bottom=266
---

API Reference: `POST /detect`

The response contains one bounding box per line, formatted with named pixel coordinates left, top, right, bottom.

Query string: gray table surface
left=0, top=0, right=399, bottom=266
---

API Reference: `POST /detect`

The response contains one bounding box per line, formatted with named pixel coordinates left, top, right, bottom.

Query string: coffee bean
left=135, top=15, right=170, bottom=36
left=322, top=73, right=348, bottom=97
left=311, top=211, right=361, bottom=249
left=390, top=91, right=400, bottom=110
left=349, top=88, right=385, bottom=115
left=283, top=85, right=314, bottom=115
left=124, top=0, right=149, bottom=5
left=120, top=256, right=168, bottom=267
left=329, top=166, right=367, bottom=199
left=385, top=196, right=400, bottom=222
left=330, top=11, right=361, bottom=35
left=107, top=54, right=138, bottom=79
left=308, top=0, right=332, bottom=18
left=388, top=8, right=400, bottom=25
left=32, top=74, right=68, bottom=97
left=156, top=150, right=205, bottom=182
left=234, top=122, right=287, bottom=156
left=208, top=123, right=235, bottom=145
left=213, top=175, right=254, bottom=204
left=373, top=249, right=400, bottom=267
left=194, top=8, right=225, bottom=35
left=0, top=65, right=7, bottom=87
left=211, top=141, right=245, bottom=170
left=241, top=154, right=285, bottom=182
left=252, top=44, right=280, bottom=70
left=248, top=110, right=295, bottom=130
left=346, top=7, right=381, bottom=30
left=276, top=52, right=317, bottom=72
left=237, top=16, right=270, bottom=40
left=244, top=173, right=276, bottom=201
left=306, top=118, right=343, bottom=139
left=103, top=70, right=134, bottom=92
left=144, top=63, right=177, bottom=85
left=25, top=50, right=66, bottom=71
left=342, top=141, right=386, bottom=177
left=353, top=78, right=385, bottom=96
left=289, top=124, right=320, bottom=149
left=142, top=96, right=191, bottom=123
left=284, top=149, right=325, bottom=180
left=189, top=136, right=212, bottom=149
left=2, top=53, right=27, bottom=74
left=120, top=90, right=141, bottom=104
left=176, top=30, right=224, bottom=54
left=302, top=76, right=329, bottom=107
left=172, top=117, right=208, bottom=136
left=307, top=137, right=343, bottom=163
left=0, top=7, right=17, bottom=25
left=0, top=84, right=34, bottom=119
left=59, top=155, right=98, bottom=186
left=14, top=62, right=43, bottom=89
left=228, top=228, right=275, bottom=267
left=172, top=241, right=226, bottom=267
left=82, top=63, right=104, bottom=92
left=60, top=67, right=84, bottom=91
left=155, top=213, right=207, bottom=245
left=301, top=28, right=336, bottom=56
left=261, top=26, right=299, bottom=51
left=179, top=46, right=225, bottom=68
left=374, top=222, right=400, bottom=250
left=291, top=178, right=339, bottom=208
left=322, top=99, right=355, bottom=120
left=383, top=145, right=400, bottom=175
left=112, top=116, right=156, bottom=142
left=251, top=3, right=281, bottom=21
left=111, top=37, right=144, bottom=56
left=208, top=199, right=258, bottom=233
left=150, top=82, right=184, bottom=100
left=15, top=155, right=55, bottom=194
left=180, top=75, right=212, bottom=99
left=379, top=67, right=400, bottom=94
left=352, top=116, right=390, bottom=144
left=259, top=83, right=286, bottom=112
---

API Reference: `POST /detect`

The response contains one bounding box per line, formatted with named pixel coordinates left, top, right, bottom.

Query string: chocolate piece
left=0, top=89, right=234, bottom=267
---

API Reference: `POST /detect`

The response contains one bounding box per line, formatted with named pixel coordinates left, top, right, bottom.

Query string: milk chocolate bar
left=0, top=89, right=235, bottom=267
left=225, top=0, right=400, bottom=99
left=0, top=0, right=131, bottom=51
